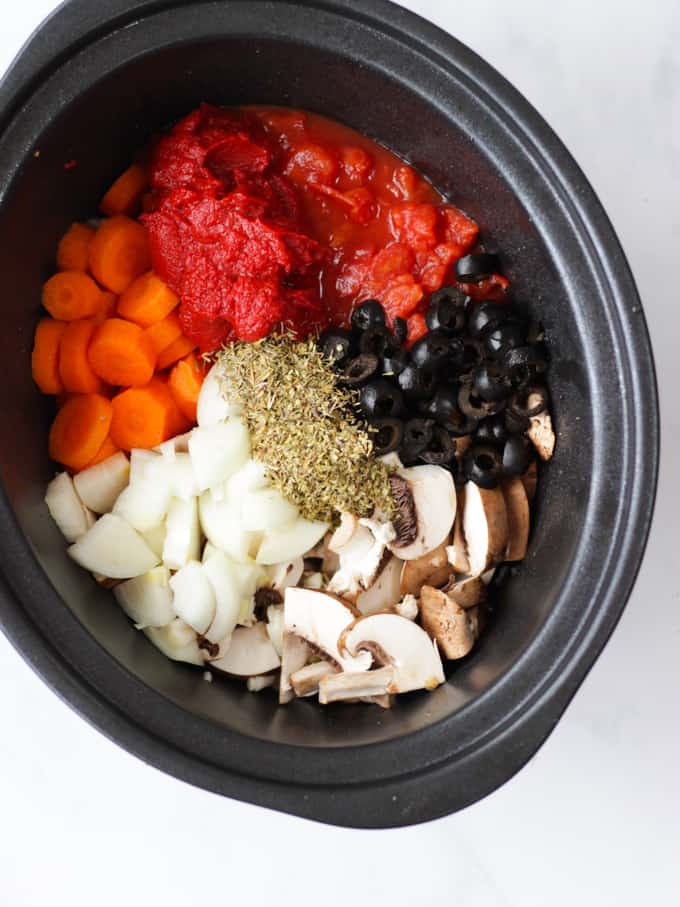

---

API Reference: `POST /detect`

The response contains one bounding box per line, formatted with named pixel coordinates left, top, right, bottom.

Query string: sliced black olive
left=445, top=408, right=478, bottom=437
left=458, top=381, right=504, bottom=421
left=411, top=331, right=453, bottom=371
left=504, top=405, right=530, bottom=435
left=512, top=384, right=550, bottom=418
left=461, top=337, right=484, bottom=371
left=359, top=379, right=404, bottom=419
left=318, top=328, right=353, bottom=367
left=351, top=299, right=386, bottom=332
left=399, top=418, right=435, bottom=463
left=420, top=425, right=458, bottom=466
left=474, top=413, right=508, bottom=447
left=502, top=435, right=533, bottom=475
left=420, top=386, right=459, bottom=424
left=341, top=353, right=379, bottom=386
left=464, top=444, right=504, bottom=489
left=359, top=324, right=395, bottom=358
left=483, top=318, right=528, bottom=359
left=382, top=348, right=410, bottom=376
left=368, top=418, right=404, bottom=456
left=455, top=253, right=501, bottom=282
left=392, top=317, right=407, bottom=346
left=397, top=364, right=437, bottom=400
left=502, top=344, right=548, bottom=385
left=467, top=300, right=513, bottom=338
left=426, top=288, right=468, bottom=334
left=472, top=363, right=511, bottom=402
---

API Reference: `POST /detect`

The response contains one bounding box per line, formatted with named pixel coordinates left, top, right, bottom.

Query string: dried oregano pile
left=214, top=334, right=394, bottom=523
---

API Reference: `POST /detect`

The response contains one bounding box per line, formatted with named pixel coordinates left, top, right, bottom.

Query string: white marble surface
left=1, top=1, right=679, bottom=904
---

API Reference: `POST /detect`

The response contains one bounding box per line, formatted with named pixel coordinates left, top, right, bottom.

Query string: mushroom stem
left=291, top=661, right=337, bottom=697
left=318, top=666, right=396, bottom=703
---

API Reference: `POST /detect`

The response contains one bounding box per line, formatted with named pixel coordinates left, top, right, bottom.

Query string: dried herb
left=215, top=334, right=394, bottom=523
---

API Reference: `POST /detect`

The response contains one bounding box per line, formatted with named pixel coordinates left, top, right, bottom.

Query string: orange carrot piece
left=88, top=215, right=151, bottom=294
left=48, top=393, right=113, bottom=470
left=58, top=319, right=105, bottom=394
left=117, top=271, right=178, bottom=327
left=97, top=291, right=119, bottom=321
left=156, top=335, right=197, bottom=370
left=42, top=271, right=103, bottom=321
left=110, top=380, right=180, bottom=450
left=56, top=223, right=96, bottom=271
left=169, top=353, right=204, bottom=422
left=84, top=435, right=119, bottom=467
left=144, top=311, right=183, bottom=355
left=31, top=318, right=67, bottom=394
left=99, top=164, right=148, bottom=217
left=88, top=318, right=156, bottom=387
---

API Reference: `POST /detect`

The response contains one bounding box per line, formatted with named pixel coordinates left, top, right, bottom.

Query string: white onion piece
left=256, top=517, right=329, bottom=565
left=170, top=561, right=216, bottom=634
left=45, top=472, right=93, bottom=542
left=151, top=453, right=200, bottom=501
left=189, top=419, right=251, bottom=491
left=144, top=619, right=203, bottom=666
left=199, top=490, right=257, bottom=563
left=73, top=452, right=130, bottom=514
left=68, top=514, right=159, bottom=579
left=266, top=604, right=285, bottom=657
left=225, top=459, right=268, bottom=502
left=129, top=448, right=160, bottom=484
left=114, top=566, right=174, bottom=628
left=113, top=478, right=171, bottom=533
left=196, top=364, right=240, bottom=427
left=202, top=541, right=219, bottom=563
left=211, top=623, right=281, bottom=676
left=240, top=487, right=298, bottom=531
left=141, top=523, right=167, bottom=559
left=202, top=551, right=242, bottom=644
left=163, top=497, right=201, bottom=569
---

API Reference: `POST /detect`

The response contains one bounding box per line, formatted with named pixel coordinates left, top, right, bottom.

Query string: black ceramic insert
left=0, top=0, right=658, bottom=827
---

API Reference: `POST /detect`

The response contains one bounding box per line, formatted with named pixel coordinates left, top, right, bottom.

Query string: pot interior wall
left=0, top=33, right=590, bottom=746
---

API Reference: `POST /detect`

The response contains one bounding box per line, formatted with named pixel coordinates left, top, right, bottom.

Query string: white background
left=1, top=1, right=679, bottom=904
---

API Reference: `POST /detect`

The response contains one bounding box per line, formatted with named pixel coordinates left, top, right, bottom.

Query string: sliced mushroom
left=328, top=512, right=359, bottom=552
left=210, top=622, right=281, bottom=677
left=339, top=612, right=444, bottom=693
left=501, top=477, right=530, bottom=562
left=462, top=482, right=509, bottom=576
left=420, top=586, right=475, bottom=660
left=284, top=588, right=372, bottom=672
left=247, top=674, right=277, bottom=692
left=447, top=487, right=470, bottom=574
left=264, top=557, right=304, bottom=593
left=290, top=661, right=337, bottom=697
left=399, top=540, right=451, bottom=597
left=318, top=666, right=396, bottom=703
left=454, top=434, right=473, bottom=462
left=356, top=555, right=402, bottom=614
left=327, top=523, right=385, bottom=601
left=279, top=632, right=310, bottom=704
left=528, top=411, right=555, bottom=461
left=444, top=574, right=486, bottom=609
left=395, top=594, right=419, bottom=620
left=521, top=460, right=538, bottom=503
left=387, top=465, right=457, bottom=561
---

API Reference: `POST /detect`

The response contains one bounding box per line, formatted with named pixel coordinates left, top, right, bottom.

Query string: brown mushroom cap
left=444, top=574, right=486, bottom=609
left=520, top=460, right=538, bottom=503
left=501, top=476, right=530, bottom=562
left=419, top=586, right=475, bottom=660
left=447, top=486, right=470, bottom=574
left=462, top=482, right=509, bottom=576
left=399, top=540, right=451, bottom=597
left=528, top=411, right=555, bottom=461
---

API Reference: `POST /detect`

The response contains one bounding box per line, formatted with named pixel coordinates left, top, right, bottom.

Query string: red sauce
left=143, top=104, right=484, bottom=351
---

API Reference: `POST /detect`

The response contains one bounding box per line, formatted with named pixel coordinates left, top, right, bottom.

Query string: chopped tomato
left=458, top=273, right=510, bottom=301
left=405, top=312, right=428, bottom=348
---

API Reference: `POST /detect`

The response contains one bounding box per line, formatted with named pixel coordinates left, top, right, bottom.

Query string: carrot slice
left=88, top=318, right=156, bottom=387
left=144, top=311, right=183, bottom=355
left=97, top=291, right=119, bottom=321
left=32, top=318, right=67, bottom=394
left=110, top=379, right=181, bottom=450
left=59, top=319, right=105, bottom=394
left=88, top=215, right=151, bottom=294
left=169, top=353, right=205, bottom=422
left=117, top=271, right=178, bottom=327
left=156, top=335, right=197, bottom=370
left=42, top=271, right=103, bottom=321
left=56, top=223, right=96, bottom=271
left=84, top=435, right=119, bottom=468
left=48, top=393, right=113, bottom=470
left=99, top=164, right=148, bottom=217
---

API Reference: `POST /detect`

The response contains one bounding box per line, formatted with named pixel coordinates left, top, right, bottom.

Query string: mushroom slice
left=387, top=465, right=456, bottom=561
left=462, top=482, right=509, bottom=576
left=279, top=632, right=310, bottom=704
left=356, top=555, right=402, bottom=615
left=528, top=411, right=555, bottom=461
left=321, top=532, right=341, bottom=576
left=447, top=488, right=470, bottom=574
left=327, top=524, right=385, bottom=601
left=247, top=674, right=277, bottom=693
left=395, top=594, right=419, bottom=620
left=521, top=460, right=538, bottom=503
left=318, top=666, right=396, bottom=703
left=210, top=622, right=281, bottom=676
left=501, top=477, right=530, bottom=562
left=284, top=588, right=372, bottom=672
left=264, top=557, right=304, bottom=593
left=339, top=613, right=444, bottom=693
left=328, top=512, right=359, bottom=552
left=444, top=574, right=486, bottom=609
left=420, top=586, right=475, bottom=660
left=399, top=540, right=450, bottom=597
left=291, top=661, right=337, bottom=697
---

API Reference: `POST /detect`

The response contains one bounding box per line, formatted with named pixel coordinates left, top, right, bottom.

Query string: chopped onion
left=144, top=619, right=203, bottom=666
left=170, top=561, right=216, bottom=634
left=45, top=472, right=93, bottom=543
left=199, top=489, right=257, bottom=563
left=114, top=565, right=174, bottom=628
left=256, top=516, right=329, bottom=565
left=189, top=419, right=251, bottom=491
left=197, top=364, right=241, bottom=427
left=113, top=478, right=171, bottom=533
left=202, top=551, right=242, bottom=644
left=73, top=452, right=130, bottom=514
left=68, top=513, right=159, bottom=578
left=240, top=487, right=298, bottom=531
left=163, top=497, right=201, bottom=569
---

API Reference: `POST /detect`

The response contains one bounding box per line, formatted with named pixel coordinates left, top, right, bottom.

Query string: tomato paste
left=144, top=104, right=484, bottom=351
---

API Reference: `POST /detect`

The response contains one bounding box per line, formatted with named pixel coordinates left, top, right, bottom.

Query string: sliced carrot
left=56, top=392, right=76, bottom=410
left=110, top=379, right=181, bottom=450
left=84, top=435, right=119, bottom=468
left=48, top=393, right=113, bottom=470
left=117, top=271, right=178, bottom=327
left=100, top=164, right=148, bottom=217
left=144, top=311, right=183, bottom=356
left=42, top=271, right=103, bottom=321
left=56, top=223, right=96, bottom=271
left=31, top=318, right=67, bottom=394
left=156, top=335, right=197, bottom=370
left=59, top=319, right=105, bottom=394
left=88, top=215, right=151, bottom=294
left=97, top=291, right=119, bottom=321
left=88, top=318, right=156, bottom=387
left=169, top=353, right=205, bottom=423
